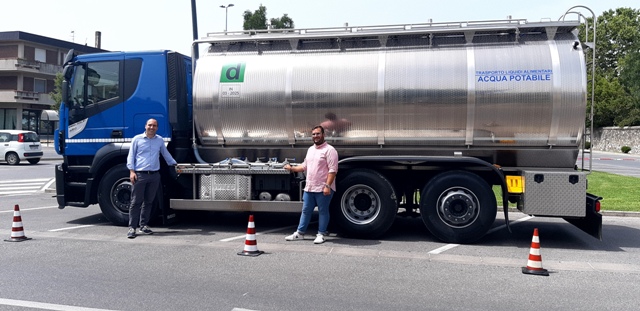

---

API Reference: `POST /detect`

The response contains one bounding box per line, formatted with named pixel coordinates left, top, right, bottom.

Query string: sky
left=2, top=0, right=638, bottom=56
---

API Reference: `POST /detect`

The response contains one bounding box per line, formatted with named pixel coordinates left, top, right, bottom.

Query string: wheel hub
left=111, top=180, right=132, bottom=213
left=341, top=185, right=381, bottom=225
left=437, top=189, right=480, bottom=228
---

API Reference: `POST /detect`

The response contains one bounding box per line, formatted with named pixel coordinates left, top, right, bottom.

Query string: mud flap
left=55, top=164, right=66, bottom=208
left=564, top=193, right=602, bottom=240
left=157, top=164, right=179, bottom=226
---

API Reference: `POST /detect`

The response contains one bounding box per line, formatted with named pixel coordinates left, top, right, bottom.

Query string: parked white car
left=0, top=130, right=43, bottom=165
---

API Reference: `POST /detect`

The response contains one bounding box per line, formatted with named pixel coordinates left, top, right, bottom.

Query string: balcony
left=0, top=59, right=62, bottom=75
left=0, top=90, right=54, bottom=106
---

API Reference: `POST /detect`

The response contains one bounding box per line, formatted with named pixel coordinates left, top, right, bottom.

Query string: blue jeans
left=297, top=191, right=334, bottom=235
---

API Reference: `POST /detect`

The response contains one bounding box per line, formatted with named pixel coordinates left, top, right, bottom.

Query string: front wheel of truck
left=98, top=164, right=131, bottom=226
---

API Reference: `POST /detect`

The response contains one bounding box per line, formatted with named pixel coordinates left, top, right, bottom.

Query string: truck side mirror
left=62, top=80, right=69, bottom=105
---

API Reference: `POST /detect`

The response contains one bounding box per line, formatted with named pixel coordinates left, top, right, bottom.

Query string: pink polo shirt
left=300, top=142, right=338, bottom=192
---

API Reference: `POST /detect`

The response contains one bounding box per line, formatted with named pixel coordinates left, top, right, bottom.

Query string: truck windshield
left=68, top=61, right=120, bottom=108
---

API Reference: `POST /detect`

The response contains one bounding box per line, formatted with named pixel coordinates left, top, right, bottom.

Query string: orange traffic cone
left=522, top=228, right=548, bottom=276
left=4, top=204, right=32, bottom=242
left=237, top=215, right=264, bottom=257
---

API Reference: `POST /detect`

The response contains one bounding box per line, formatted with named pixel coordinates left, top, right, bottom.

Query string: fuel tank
left=193, top=20, right=586, bottom=167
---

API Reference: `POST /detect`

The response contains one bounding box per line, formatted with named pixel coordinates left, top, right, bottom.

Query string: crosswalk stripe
left=0, top=178, right=53, bottom=196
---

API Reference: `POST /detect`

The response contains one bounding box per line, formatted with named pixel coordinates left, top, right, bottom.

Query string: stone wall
left=591, top=126, right=640, bottom=154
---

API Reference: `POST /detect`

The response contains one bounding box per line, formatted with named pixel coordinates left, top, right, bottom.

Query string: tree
left=49, top=72, right=64, bottom=112
left=243, top=5, right=267, bottom=30
left=270, top=14, right=294, bottom=29
left=580, top=8, right=640, bottom=127
left=243, top=5, right=294, bottom=30
left=592, top=8, right=640, bottom=76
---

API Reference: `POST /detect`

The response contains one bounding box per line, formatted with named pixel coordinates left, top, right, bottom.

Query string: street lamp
left=220, top=4, right=234, bottom=32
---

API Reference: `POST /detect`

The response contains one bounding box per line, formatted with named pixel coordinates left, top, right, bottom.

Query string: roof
left=0, top=31, right=108, bottom=53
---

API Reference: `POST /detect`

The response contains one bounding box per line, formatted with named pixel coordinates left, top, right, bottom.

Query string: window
left=0, top=109, right=17, bottom=129
left=22, top=110, right=39, bottom=132
left=34, top=79, right=46, bottom=93
left=69, top=61, right=119, bottom=107
left=35, top=48, right=46, bottom=62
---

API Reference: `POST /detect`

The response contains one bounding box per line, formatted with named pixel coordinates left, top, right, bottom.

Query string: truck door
left=122, top=52, right=171, bottom=139
left=64, top=55, right=125, bottom=156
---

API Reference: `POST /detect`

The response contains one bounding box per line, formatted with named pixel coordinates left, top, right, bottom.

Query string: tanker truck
left=54, top=11, right=601, bottom=243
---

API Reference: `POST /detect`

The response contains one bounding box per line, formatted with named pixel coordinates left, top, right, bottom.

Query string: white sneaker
left=314, top=233, right=325, bottom=244
left=285, top=231, right=304, bottom=241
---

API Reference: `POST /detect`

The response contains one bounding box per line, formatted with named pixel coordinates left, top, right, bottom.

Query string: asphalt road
left=0, top=146, right=634, bottom=310
left=1, top=194, right=640, bottom=311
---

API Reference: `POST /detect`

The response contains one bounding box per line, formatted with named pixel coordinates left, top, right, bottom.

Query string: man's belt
left=136, top=170, right=158, bottom=174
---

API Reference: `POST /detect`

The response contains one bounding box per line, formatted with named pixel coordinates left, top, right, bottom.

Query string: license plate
left=30, top=145, right=38, bottom=150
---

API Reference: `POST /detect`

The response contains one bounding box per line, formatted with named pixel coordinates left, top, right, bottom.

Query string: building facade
left=0, top=31, right=106, bottom=136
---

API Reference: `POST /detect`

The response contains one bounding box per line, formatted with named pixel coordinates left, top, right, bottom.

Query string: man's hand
left=323, top=185, right=331, bottom=196
left=130, top=171, right=137, bottom=184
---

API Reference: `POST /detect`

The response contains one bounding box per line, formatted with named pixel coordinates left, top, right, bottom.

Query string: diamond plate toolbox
left=200, top=174, right=251, bottom=200
left=521, top=170, right=586, bottom=217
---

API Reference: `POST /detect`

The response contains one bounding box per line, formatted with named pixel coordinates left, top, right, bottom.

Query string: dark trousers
left=129, top=172, right=161, bottom=228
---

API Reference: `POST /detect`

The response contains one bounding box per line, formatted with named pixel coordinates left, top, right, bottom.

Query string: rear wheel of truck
left=330, top=169, right=397, bottom=238
left=98, top=164, right=132, bottom=226
left=420, top=170, right=496, bottom=244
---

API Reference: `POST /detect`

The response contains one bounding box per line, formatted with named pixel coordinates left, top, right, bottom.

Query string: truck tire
left=420, top=170, right=496, bottom=244
left=330, top=169, right=397, bottom=238
left=98, top=164, right=132, bottom=226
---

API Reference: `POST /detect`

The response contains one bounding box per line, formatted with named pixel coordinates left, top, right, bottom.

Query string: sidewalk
left=41, top=145, right=62, bottom=161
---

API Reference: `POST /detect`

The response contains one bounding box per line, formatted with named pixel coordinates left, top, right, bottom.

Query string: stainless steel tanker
left=171, top=15, right=601, bottom=243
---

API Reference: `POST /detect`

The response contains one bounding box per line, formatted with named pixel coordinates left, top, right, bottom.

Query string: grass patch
left=587, top=171, right=640, bottom=212
left=494, top=171, right=640, bottom=212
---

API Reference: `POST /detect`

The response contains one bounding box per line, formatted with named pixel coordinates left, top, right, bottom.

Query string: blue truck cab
left=55, top=50, right=192, bottom=225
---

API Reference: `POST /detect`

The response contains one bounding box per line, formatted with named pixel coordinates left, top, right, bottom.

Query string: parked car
left=0, top=130, right=43, bottom=165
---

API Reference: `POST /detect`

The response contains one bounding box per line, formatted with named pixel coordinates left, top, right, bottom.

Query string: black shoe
left=127, top=228, right=137, bottom=239
left=139, top=226, right=153, bottom=235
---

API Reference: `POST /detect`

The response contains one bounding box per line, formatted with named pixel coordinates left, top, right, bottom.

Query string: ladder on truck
left=561, top=6, right=597, bottom=173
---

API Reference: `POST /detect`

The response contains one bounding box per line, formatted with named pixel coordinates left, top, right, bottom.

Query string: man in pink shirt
left=283, top=125, right=339, bottom=244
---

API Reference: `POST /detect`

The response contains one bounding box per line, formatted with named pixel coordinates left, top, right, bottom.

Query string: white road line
left=41, top=178, right=56, bottom=191
left=0, top=206, right=58, bottom=213
left=0, top=186, right=42, bottom=190
left=428, top=215, right=535, bottom=254
left=220, top=224, right=298, bottom=242
left=486, top=215, right=534, bottom=235
left=0, top=190, right=39, bottom=195
left=49, top=225, right=96, bottom=232
left=0, top=178, right=50, bottom=184
left=428, top=243, right=461, bottom=254
left=0, top=298, right=119, bottom=311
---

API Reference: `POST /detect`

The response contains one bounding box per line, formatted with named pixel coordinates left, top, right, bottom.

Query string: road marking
left=486, top=215, right=534, bottom=235
left=0, top=298, right=119, bottom=311
left=428, top=215, right=535, bottom=254
left=219, top=224, right=298, bottom=242
left=0, top=178, right=50, bottom=184
left=0, top=205, right=57, bottom=213
left=0, top=178, right=53, bottom=195
left=42, top=178, right=56, bottom=191
left=49, top=225, right=96, bottom=232
left=428, top=243, right=460, bottom=254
